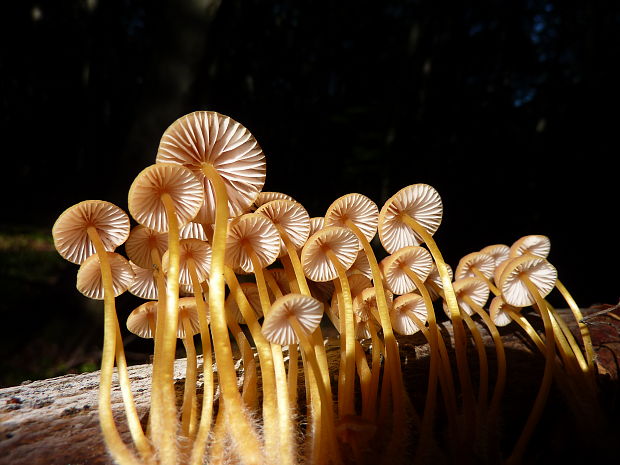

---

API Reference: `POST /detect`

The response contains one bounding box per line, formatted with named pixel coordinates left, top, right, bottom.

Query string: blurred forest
left=1, top=0, right=619, bottom=387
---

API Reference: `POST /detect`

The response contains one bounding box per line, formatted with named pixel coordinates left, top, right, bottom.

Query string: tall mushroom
left=156, top=111, right=266, bottom=465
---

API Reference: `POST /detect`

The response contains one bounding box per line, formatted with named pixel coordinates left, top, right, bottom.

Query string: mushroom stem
left=364, top=320, right=383, bottom=423
left=287, top=316, right=343, bottom=465
left=222, top=266, right=280, bottom=465
left=546, top=305, right=587, bottom=376
left=400, top=214, right=476, bottom=431
left=461, top=295, right=507, bottom=424
left=506, top=277, right=556, bottom=465
left=460, top=309, right=489, bottom=419
left=555, top=279, right=595, bottom=373
left=180, top=314, right=198, bottom=440
left=325, top=248, right=356, bottom=418
left=470, top=267, right=501, bottom=296
left=150, top=246, right=167, bottom=372
left=344, top=220, right=407, bottom=431
left=201, top=163, right=263, bottom=464
left=187, top=261, right=215, bottom=465
left=86, top=227, right=142, bottom=465
left=246, top=245, right=296, bottom=465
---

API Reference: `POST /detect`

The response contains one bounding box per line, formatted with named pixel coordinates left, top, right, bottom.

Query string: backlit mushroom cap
left=253, top=191, right=296, bottom=210
left=309, top=217, right=325, bottom=236
left=125, top=225, right=168, bottom=269
left=53, top=200, right=130, bottom=265
left=225, top=281, right=263, bottom=324
left=493, top=259, right=509, bottom=288
left=127, top=301, right=158, bottom=338
left=380, top=246, right=434, bottom=295
left=76, top=252, right=135, bottom=299
left=261, top=293, right=324, bottom=346
left=455, top=251, right=496, bottom=281
left=489, top=296, right=513, bottom=327
left=162, top=238, right=212, bottom=286
left=156, top=111, right=266, bottom=224
left=225, top=213, right=280, bottom=273
left=177, top=297, right=202, bottom=338
left=301, top=226, right=359, bottom=282
left=509, top=234, right=551, bottom=259
left=128, top=261, right=159, bottom=300
left=443, top=277, right=490, bottom=317
left=179, top=222, right=208, bottom=241
left=480, top=244, right=510, bottom=267
left=425, top=263, right=453, bottom=301
left=378, top=184, right=443, bottom=254
left=128, top=163, right=204, bottom=233
left=324, top=193, right=379, bottom=249
left=391, top=293, right=428, bottom=335
left=255, top=199, right=311, bottom=257
left=347, top=249, right=372, bottom=279
left=499, top=255, right=557, bottom=308
left=353, top=286, right=393, bottom=323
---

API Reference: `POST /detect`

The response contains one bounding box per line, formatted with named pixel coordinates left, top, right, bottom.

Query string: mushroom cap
left=162, top=238, right=212, bottom=286
left=255, top=199, right=311, bottom=257
left=268, top=268, right=291, bottom=295
left=128, top=163, right=204, bottom=233
left=443, top=277, right=490, bottom=317
left=177, top=297, right=203, bottom=338
left=499, top=255, right=557, bottom=307
left=225, top=281, right=264, bottom=324
left=253, top=191, right=296, bottom=210
left=225, top=213, right=280, bottom=273
left=179, top=222, right=208, bottom=241
left=455, top=251, right=496, bottom=281
left=509, top=234, right=551, bottom=259
left=76, top=252, right=135, bottom=300
left=493, top=259, right=509, bottom=288
left=480, top=244, right=510, bottom=267
left=156, top=111, right=266, bottom=224
left=380, top=246, right=434, bottom=295
left=378, top=184, right=443, bottom=254
left=324, top=193, right=379, bottom=250
left=127, top=301, right=158, bottom=338
left=128, top=261, right=159, bottom=300
left=301, top=226, right=359, bottom=282
left=261, top=293, right=324, bottom=345
left=309, top=217, right=325, bottom=237
left=489, top=296, right=513, bottom=327
left=125, top=225, right=168, bottom=269
left=425, top=263, right=453, bottom=301
left=353, top=286, right=393, bottom=323
left=347, top=249, right=372, bottom=279
left=53, top=200, right=130, bottom=265
left=391, top=293, right=428, bottom=335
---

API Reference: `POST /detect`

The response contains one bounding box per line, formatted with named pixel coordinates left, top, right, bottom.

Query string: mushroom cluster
left=52, top=111, right=600, bottom=465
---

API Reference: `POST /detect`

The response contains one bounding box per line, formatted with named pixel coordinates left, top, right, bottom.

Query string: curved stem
left=227, top=315, right=258, bottom=410
left=506, top=278, right=556, bottom=465
left=365, top=320, right=383, bottom=423
left=325, top=249, right=356, bottom=418
left=401, top=214, right=476, bottom=434
left=187, top=260, right=214, bottom=465
left=461, top=310, right=489, bottom=419
left=201, top=164, right=262, bottom=464
left=471, top=267, right=501, bottom=296
left=555, top=279, right=595, bottom=373
left=86, top=227, right=142, bottom=465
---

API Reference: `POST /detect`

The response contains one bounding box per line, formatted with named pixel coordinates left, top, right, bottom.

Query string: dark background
left=1, top=0, right=618, bottom=387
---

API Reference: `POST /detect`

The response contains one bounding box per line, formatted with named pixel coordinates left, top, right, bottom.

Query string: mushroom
left=261, top=293, right=342, bottom=465
left=301, top=226, right=359, bottom=419
left=378, top=183, right=476, bottom=438
left=128, top=162, right=204, bottom=464
left=53, top=200, right=149, bottom=465
left=510, top=234, right=595, bottom=375
left=455, top=251, right=501, bottom=296
left=225, top=212, right=294, bottom=465
left=499, top=254, right=557, bottom=465
left=128, top=261, right=160, bottom=300
left=157, top=111, right=266, bottom=465
left=252, top=191, right=296, bottom=210
left=480, top=243, right=510, bottom=268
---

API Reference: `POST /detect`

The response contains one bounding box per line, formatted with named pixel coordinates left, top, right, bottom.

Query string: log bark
left=0, top=309, right=617, bottom=465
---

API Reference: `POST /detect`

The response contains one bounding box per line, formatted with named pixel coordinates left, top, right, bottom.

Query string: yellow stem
left=201, top=163, right=263, bottom=464
left=401, top=214, right=476, bottom=432
left=354, top=340, right=372, bottom=414
left=506, top=278, right=556, bottom=465
left=86, top=227, right=142, bottom=465
left=461, top=309, right=489, bottom=418
left=471, top=267, right=501, bottom=296
left=228, top=316, right=258, bottom=410
left=180, top=314, right=198, bottom=441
